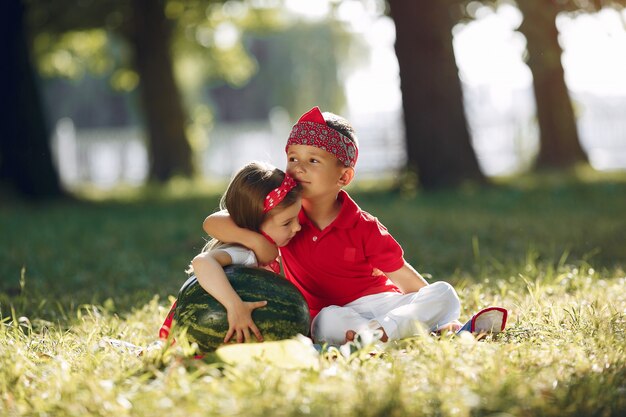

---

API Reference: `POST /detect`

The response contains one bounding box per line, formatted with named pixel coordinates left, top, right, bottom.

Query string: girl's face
left=260, top=197, right=302, bottom=247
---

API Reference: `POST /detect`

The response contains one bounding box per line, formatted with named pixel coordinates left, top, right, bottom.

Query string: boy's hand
left=224, top=300, right=268, bottom=343
left=386, top=262, right=428, bottom=293
left=203, top=211, right=278, bottom=263
left=250, top=234, right=279, bottom=264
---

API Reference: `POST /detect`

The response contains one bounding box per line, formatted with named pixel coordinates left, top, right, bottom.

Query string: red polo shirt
left=280, top=190, right=405, bottom=318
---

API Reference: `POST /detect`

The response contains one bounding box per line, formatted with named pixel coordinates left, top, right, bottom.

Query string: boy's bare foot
left=345, top=330, right=357, bottom=342
left=436, top=320, right=462, bottom=334
left=344, top=328, right=388, bottom=344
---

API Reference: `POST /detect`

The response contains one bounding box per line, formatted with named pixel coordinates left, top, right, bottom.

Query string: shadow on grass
left=1, top=169, right=625, bottom=319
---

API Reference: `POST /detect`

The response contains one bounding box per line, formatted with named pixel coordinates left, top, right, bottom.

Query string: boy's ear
left=338, top=167, right=355, bottom=187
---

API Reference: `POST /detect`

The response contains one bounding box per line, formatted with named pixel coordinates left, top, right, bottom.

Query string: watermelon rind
left=174, top=265, right=310, bottom=352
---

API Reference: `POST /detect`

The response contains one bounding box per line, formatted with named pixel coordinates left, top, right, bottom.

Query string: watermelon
left=174, top=265, right=310, bottom=352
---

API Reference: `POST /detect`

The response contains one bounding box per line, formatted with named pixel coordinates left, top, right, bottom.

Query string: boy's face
left=286, top=144, right=351, bottom=200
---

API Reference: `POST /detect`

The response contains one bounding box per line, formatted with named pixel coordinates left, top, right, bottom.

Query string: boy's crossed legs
left=311, top=281, right=461, bottom=345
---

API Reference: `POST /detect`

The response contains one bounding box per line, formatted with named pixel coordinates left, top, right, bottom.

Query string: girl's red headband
left=285, top=107, right=358, bottom=168
left=263, top=173, right=297, bottom=213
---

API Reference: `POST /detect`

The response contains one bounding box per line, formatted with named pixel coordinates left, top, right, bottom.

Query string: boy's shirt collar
left=298, top=190, right=359, bottom=231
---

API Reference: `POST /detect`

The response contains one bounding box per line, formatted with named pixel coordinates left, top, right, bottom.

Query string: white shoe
left=457, top=307, right=508, bottom=335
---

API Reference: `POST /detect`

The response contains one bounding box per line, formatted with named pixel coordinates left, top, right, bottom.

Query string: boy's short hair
left=322, top=112, right=359, bottom=151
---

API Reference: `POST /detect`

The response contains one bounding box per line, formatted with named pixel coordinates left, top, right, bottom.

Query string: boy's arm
left=192, top=251, right=267, bottom=343
left=203, top=210, right=278, bottom=264
left=385, top=261, right=429, bottom=294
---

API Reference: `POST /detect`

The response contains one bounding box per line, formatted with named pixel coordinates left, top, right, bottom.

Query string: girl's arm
left=385, top=261, right=429, bottom=294
left=203, top=210, right=278, bottom=264
left=191, top=251, right=267, bottom=343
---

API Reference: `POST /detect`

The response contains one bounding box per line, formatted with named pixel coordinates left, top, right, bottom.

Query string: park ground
left=1, top=167, right=625, bottom=416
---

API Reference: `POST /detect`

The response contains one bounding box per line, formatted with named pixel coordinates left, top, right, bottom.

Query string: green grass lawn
left=1, top=169, right=625, bottom=416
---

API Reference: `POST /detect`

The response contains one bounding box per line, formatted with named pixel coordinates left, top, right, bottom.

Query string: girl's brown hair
left=202, top=161, right=301, bottom=252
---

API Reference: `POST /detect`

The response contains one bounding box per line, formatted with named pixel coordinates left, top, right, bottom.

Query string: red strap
left=158, top=300, right=204, bottom=359
left=159, top=300, right=177, bottom=339
left=266, top=260, right=281, bottom=274
left=259, top=231, right=281, bottom=274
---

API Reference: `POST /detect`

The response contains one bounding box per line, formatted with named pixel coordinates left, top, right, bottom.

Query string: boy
left=204, top=107, right=462, bottom=345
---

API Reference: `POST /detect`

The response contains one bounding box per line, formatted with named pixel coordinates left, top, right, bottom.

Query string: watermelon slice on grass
left=216, top=336, right=320, bottom=369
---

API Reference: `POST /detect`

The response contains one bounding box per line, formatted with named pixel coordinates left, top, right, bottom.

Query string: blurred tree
left=210, top=22, right=351, bottom=122
left=523, top=0, right=626, bottom=169
left=127, top=0, right=191, bottom=180
left=0, top=0, right=64, bottom=199
left=515, top=0, right=587, bottom=169
left=27, top=0, right=192, bottom=181
left=25, top=0, right=274, bottom=182
left=387, top=0, right=485, bottom=189
left=463, top=0, right=626, bottom=169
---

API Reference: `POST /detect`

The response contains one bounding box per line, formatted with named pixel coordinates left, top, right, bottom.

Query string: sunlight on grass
left=1, top=261, right=624, bottom=416
left=1, top=171, right=625, bottom=415
left=71, top=176, right=228, bottom=203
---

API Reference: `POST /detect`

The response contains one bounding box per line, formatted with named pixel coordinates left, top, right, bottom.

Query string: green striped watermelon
left=174, top=265, right=310, bottom=352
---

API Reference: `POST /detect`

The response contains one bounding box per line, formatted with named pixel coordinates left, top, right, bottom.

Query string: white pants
left=311, top=281, right=460, bottom=345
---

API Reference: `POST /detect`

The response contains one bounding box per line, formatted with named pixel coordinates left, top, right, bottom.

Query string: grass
left=1, top=168, right=625, bottom=416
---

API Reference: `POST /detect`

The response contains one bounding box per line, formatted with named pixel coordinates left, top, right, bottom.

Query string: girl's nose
left=293, top=221, right=302, bottom=233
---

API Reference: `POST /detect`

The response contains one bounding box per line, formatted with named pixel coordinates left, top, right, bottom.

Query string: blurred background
left=2, top=0, right=626, bottom=197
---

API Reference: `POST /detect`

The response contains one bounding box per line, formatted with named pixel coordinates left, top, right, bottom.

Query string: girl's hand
left=224, top=300, right=268, bottom=343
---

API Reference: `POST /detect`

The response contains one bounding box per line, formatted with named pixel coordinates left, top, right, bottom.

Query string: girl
left=159, top=161, right=302, bottom=345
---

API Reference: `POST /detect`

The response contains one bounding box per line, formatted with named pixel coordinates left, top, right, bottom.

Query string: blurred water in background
left=50, top=107, right=407, bottom=188
left=50, top=86, right=626, bottom=189
left=48, top=6, right=626, bottom=189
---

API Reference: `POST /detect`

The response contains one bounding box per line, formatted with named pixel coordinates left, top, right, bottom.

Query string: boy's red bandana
left=286, top=106, right=358, bottom=168
left=264, top=173, right=297, bottom=213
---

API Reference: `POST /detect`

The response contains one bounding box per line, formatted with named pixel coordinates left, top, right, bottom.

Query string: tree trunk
left=387, top=0, right=484, bottom=189
left=517, top=0, right=587, bottom=168
left=128, top=0, right=193, bottom=182
left=0, top=0, right=64, bottom=199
